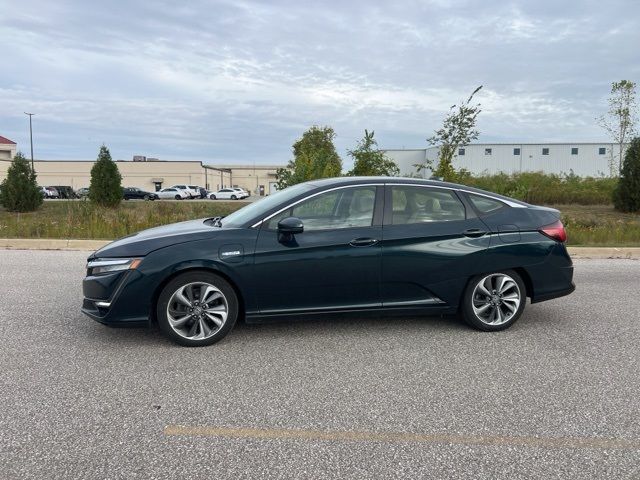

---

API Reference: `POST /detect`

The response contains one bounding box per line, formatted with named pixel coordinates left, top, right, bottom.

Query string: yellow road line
left=163, top=425, right=640, bottom=450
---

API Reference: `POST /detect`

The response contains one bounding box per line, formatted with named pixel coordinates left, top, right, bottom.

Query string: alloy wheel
left=471, top=273, right=521, bottom=326
left=166, top=282, right=229, bottom=340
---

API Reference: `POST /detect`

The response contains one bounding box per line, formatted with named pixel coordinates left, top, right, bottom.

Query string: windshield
left=221, top=183, right=315, bottom=228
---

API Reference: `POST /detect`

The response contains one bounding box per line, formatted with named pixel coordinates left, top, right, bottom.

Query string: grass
left=557, top=204, right=640, bottom=246
left=1, top=200, right=639, bottom=246
left=0, top=200, right=242, bottom=240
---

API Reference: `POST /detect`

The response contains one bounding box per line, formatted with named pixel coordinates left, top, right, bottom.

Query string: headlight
left=87, top=258, right=142, bottom=275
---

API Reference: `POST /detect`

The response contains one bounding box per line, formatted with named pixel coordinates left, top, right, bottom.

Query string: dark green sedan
left=82, top=177, right=574, bottom=346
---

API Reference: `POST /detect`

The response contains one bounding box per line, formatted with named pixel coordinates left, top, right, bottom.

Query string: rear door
left=381, top=184, right=490, bottom=308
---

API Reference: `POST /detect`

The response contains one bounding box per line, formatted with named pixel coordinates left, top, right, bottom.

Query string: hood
left=91, top=218, right=220, bottom=258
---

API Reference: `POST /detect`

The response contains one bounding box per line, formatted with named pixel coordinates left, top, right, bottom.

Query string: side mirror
left=277, top=216, right=304, bottom=235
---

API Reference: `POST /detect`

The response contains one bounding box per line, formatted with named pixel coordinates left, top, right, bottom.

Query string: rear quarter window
left=467, top=193, right=506, bottom=214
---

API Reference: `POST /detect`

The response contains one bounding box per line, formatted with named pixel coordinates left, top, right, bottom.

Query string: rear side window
left=467, top=193, right=505, bottom=214
left=390, top=186, right=465, bottom=224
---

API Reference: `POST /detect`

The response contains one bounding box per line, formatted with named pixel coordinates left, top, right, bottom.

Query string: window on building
left=571, top=147, right=579, bottom=155
left=513, top=148, right=521, bottom=155
left=390, top=186, right=465, bottom=224
left=599, top=147, right=606, bottom=155
left=458, top=148, right=465, bottom=156
left=542, top=148, right=550, bottom=155
left=484, top=148, right=492, bottom=155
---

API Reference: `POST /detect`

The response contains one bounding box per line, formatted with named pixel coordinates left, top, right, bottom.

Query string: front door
left=253, top=185, right=383, bottom=314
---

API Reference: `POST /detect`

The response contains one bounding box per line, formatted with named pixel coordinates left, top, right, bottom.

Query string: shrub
left=458, top=171, right=617, bottom=205
left=613, top=137, right=640, bottom=212
left=89, top=145, right=122, bottom=207
left=0, top=152, right=43, bottom=212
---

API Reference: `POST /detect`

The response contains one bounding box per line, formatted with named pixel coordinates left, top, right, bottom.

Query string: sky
left=1, top=0, right=638, bottom=168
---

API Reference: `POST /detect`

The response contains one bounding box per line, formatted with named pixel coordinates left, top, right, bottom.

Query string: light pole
left=24, top=112, right=35, bottom=171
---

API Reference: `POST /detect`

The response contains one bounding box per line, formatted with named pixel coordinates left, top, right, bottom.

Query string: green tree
left=0, top=151, right=43, bottom=212
left=348, top=130, right=399, bottom=177
left=276, top=126, right=342, bottom=189
left=89, top=145, right=122, bottom=207
left=417, top=85, right=482, bottom=181
left=613, top=136, right=640, bottom=212
left=598, top=80, right=638, bottom=176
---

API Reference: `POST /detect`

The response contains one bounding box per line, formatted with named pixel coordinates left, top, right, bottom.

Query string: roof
left=0, top=135, right=16, bottom=145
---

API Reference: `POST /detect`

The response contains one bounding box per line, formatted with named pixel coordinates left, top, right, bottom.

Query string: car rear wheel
left=157, top=271, right=238, bottom=347
left=461, top=270, right=526, bottom=331
left=144, top=194, right=150, bottom=201
left=209, top=195, right=216, bottom=200
left=174, top=195, right=181, bottom=200
left=231, top=195, right=237, bottom=200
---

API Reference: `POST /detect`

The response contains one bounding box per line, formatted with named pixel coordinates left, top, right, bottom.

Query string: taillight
left=540, top=220, right=567, bottom=243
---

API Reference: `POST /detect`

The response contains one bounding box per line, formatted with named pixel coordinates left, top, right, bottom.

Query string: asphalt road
left=1, top=250, right=639, bottom=479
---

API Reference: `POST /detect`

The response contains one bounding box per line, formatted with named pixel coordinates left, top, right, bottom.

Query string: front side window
left=390, top=186, right=465, bottom=224
left=266, top=187, right=376, bottom=231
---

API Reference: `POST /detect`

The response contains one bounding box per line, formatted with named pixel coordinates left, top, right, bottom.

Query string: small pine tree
left=89, top=145, right=122, bottom=207
left=613, top=136, right=640, bottom=212
left=0, top=152, right=43, bottom=212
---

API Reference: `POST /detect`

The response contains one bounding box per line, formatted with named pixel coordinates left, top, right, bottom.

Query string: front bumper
left=81, top=269, right=151, bottom=327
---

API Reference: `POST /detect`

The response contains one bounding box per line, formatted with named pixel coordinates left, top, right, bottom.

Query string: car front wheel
left=156, top=271, right=238, bottom=347
left=460, top=270, right=526, bottom=331
left=209, top=195, right=216, bottom=200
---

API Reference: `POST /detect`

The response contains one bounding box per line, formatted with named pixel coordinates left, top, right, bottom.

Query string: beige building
left=0, top=136, right=17, bottom=160
left=0, top=158, right=281, bottom=195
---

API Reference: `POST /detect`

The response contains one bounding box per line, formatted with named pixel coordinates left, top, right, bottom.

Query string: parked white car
left=230, top=187, right=250, bottom=199
left=208, top=188, right=244, bottom=200
left=169, top=185, right=199, bottom=199
left=157, top=187, right=189, bottom=200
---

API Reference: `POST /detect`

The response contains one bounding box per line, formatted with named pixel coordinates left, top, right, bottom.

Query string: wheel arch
left=149, top=266, right=246, bottom=326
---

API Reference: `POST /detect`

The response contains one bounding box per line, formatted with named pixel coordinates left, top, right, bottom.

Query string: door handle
left=349, top=237, right=379, bottom=247
left=463, top=228, right=487, bottom=238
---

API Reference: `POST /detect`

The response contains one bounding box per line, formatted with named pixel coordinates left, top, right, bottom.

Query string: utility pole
left=24, top=112, right=35, bottom=171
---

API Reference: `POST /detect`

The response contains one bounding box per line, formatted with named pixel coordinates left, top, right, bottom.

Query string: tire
left=209, top=195, right=216, bottom=200
left=144, top=194, right=150, bottom=201
left=460, top=270, right=526, bottom=331
left=156, top=271, right=239, bottom=347
left=175, top=195, right=181, bottom=200
left=231, top=195, right=237, bottom=200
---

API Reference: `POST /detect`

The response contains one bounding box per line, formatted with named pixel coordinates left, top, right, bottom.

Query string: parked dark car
left=82, top=177, right=575, bottom=347
left=51, top=185, right=78, bottom=199
left=122, top=187, right=158, bottom=201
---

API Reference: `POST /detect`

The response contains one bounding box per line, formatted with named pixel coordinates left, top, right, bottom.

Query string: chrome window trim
left=251, top=181, right=524, bottom=228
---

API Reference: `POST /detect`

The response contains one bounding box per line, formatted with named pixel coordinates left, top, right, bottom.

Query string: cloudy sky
left=1, top=0, right=638, bottom=167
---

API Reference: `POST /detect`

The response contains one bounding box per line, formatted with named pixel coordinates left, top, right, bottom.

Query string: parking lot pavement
left=1, top=250, right=639, bottom=479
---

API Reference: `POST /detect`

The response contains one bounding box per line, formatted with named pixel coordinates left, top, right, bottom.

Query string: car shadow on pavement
left=73, top=313, right=469, bottom=348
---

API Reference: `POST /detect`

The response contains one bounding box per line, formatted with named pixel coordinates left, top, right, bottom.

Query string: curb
left=567, top=247, right=640, bottom=259
left=0, top=238, right=110, bottom=251
left=0, top=238, right=639, bottom=259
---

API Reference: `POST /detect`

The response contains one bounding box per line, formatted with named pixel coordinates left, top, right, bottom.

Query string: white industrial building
left=385, top=143, right=629, bottom=178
